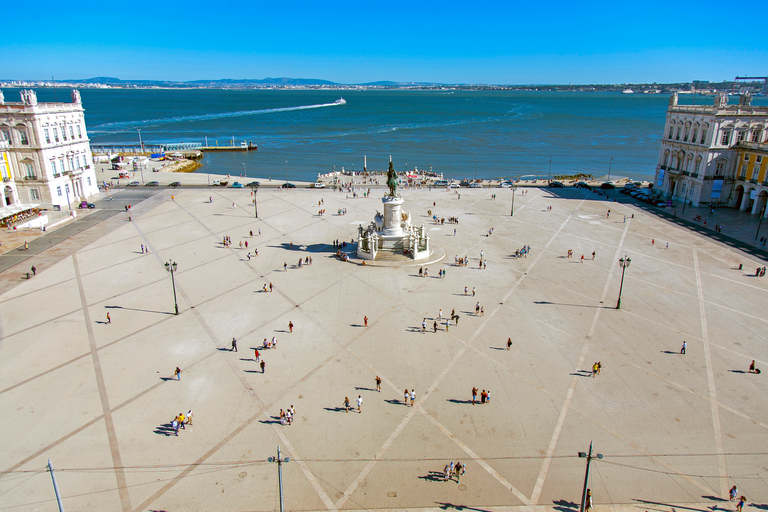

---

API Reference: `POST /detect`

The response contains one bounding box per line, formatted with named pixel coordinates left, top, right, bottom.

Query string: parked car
left=469, top=183, right=483, bottom=188
left=212, top=180, right=221, bottom=186
left=459, top=180, right=471, bottom=187
left=246, top=181, right=261, bottom=187
left=498, top=182, right=513, bottom=188
left=600, top=182, right=616, bottom=189
left=79, top=201, right=95, bottom=209
left=126, top=181, right=140, bottom=187
left=312, top=182, right=325, bottom=188
left=549, top=181, right=564, bottom=188
left=232, top=182, right=244, bottom=188
left=169, top=181, right=181, bottom=187
left=145, top=181, right=159, bottom=186
left=449, top=182, right=460, bottom=188
left=282, top=183, right=296, bottom=188
left=575, top=181, right=590, bottom=188
left=434, top=180, right=450, bottom=187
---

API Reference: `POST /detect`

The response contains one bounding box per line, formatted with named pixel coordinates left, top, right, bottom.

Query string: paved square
left=1, top=184, right=767, bottom=512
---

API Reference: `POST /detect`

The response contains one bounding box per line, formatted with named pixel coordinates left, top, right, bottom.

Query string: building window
left=745, top=154, right=751, bottom=161
left=740, top=164, right=747, bottom=179
left=44, top=128, right=50, bottom=144
left=675, top=126, right=681, bottom=141
left=51, top=160, right=57, bottom=175
left=692, top=125, right=699, bottom=144
left=18, top=129, right=29, bottom=145
left=87, top=176, right=91, bottom=186
left=684, top=124, right=690, bottom=142
left=59, top=158, right=65, bottom=172
left=24, top=163, right=35, bottom=179
left=62, top=125, right=67, bottom=141
left=753, top=130, right=763, bottom=143
left=721, top=131, right=731, bottom=145
left=716, top=161, right=725, bottom=176
left=69, top=157, right=75, bottom=170
left=737, top=131, right=746, bottom=142
left=757, top=156, right=763, bottom=164
left=0, top=130, right=8, bottom=143
left=75, top=156, right=81, bottom=168
left=668, top=125, right=674, bottom=139
left=69, top=126, right=74, bottom=139
left=700, top=125, right=708, bottom=144
left=57, top=186, right=62, bottom=197
left=663, top=151, right=670, bottom=167
left=694, top=157, right=701, bottom=174
left=77, top=125, right=82, bottom=139
left=30, top=189, right=40, bottom=201
left=65, top=183, right=70, bottom=195
left=53, top=128, right=59, bottom=142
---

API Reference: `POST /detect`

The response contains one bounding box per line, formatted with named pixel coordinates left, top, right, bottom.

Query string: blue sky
left=3, top=0, right=765, bottom=84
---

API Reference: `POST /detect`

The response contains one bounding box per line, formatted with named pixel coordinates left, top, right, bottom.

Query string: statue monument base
left=356, top=194, right=430, bottom=261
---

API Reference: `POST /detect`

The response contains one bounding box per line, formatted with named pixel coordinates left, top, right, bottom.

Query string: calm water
left=17, top=88, right=768, bottom=181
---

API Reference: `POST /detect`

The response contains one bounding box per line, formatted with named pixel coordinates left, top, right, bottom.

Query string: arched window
left=700, top=124, right=709, bottom=144
left=692, top=123, right=700, bottom=144
left=668, top=123, right=675, bottom=139
left=694, top=155, right=702, bottom=174
left=677, top=151, right=685, bottom=171
left=685, top=154, right=693, bottom=172
left=14, top=124, right=29, bottom=145
left=663, top=149, right=670, bottom=167
left=684, top=122, right=691, bottom=142
left=675, top=123, right=682, bottom=141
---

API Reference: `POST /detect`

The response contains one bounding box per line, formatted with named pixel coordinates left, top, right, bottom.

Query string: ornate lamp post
left=616, top=255, right=631, bottom=309
left=251, top=185, right=258, bottom=218
left=164, top=260, right=179, bottom=315
left=578, top=442, right=603, bottom=512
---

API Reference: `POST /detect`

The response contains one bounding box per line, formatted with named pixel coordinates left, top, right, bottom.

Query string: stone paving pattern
left=1, top=184, right=767, bottom=512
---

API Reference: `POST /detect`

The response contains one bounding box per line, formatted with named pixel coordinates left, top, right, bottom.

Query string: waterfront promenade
left=1, top=182, right=767, bottom=512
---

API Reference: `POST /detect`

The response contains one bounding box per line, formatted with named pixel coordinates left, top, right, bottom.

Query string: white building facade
left=0, top=89, right=98, bottom=210
left=654, top=92, right=768, bottom=210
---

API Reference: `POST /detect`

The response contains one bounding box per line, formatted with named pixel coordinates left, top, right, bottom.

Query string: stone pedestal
left=381, top=196, right=404, bottom=237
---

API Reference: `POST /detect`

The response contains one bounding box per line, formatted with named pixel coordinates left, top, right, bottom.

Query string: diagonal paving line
left=529, top=215, right=631, bottom=506
left=335, top=199, right=585, bottom=509
left=692, top=249, right=729, bottom=497
left=73, top=254, right=132, bottom=512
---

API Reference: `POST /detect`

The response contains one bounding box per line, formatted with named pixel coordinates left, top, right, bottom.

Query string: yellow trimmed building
left=734, top=142, right=768, bottom=216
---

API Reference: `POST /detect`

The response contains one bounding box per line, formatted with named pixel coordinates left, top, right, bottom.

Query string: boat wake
left=89, top=100, right=346, bottom=134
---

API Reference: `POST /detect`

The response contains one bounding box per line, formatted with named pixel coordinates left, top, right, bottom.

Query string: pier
left=91, top=140, right=257, bottom=154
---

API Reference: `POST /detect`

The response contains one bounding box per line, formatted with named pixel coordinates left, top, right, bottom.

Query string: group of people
left=298, top=256, right=314, bottom=268
left=442, top=461, right=466, bottom=482
left=471, top=387, right=491, bottom=405
left=170, top=410, right=192, bottom=436
left=337, top=208, right=348, bottom=215
left=279, top=405, right=295, bottom=425
left=514, top=245, right=531, bottom=258
left=755, top=267, right=766, bottom=277
left=454, top=255, right=471, bottom=267
left=261, top=283, right=274, bottom=293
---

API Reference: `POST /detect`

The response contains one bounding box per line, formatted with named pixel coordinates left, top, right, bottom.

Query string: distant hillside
left=66, top=77, right=338, bottom=88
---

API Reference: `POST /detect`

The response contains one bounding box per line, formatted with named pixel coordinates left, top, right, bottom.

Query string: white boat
left=335, top=97, right=346, bottom=105
left=621, top=89, right=634, bottom=94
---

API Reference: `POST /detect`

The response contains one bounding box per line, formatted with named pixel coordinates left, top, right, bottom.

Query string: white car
left=212, top=180, right=221, bottom=186
left=469, top=183, right=483, bottom=188
left=449, top=182, right=460, bottom=189
left=498, top=182, right=513, bottom=188
left=312, top=182, right=325, bottom=188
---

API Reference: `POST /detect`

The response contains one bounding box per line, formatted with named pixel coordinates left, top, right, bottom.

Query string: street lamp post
left=268, top=447, right=290, bottom=512
left=164, top=260, right=179, bottom=315
left=756, top=205, right=766, bottom=241
left=616, top=255, right=631, bottom=309
left=511, top=184, right=516, bottom=216
left=578, top=442, right=603, bottom=512
left=137, top=129, right=143, bottom=153
left=242, top=162, right=247, bottom=178
left=251, top=186, right=258, bottom=218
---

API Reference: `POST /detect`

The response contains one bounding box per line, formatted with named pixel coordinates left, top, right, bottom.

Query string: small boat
left=335, top=97, right=346, bottom=105
left=621, top=89, right=634, bottom=94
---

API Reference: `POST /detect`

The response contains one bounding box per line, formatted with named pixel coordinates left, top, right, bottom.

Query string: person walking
left=174, top=367, right=181, bottom=380
left=472, top=287, right=476, bottom=297
left=30, top=265, right=37, bottom=276
left=749, top=360, right=757, bottom=373
left=730, top=485, right=739, bottom=501
left=585, top=489, right=593, bottom=512
left=260, top=360, right=266, bottom=373
left=410, top=389, right=416, bottom=406
left=592, top=362, right=599, bottom=378
left=681, top=341, right=687, bottom=354
left=344, top=396, right=350, bottom=412
left=472, top=387, right=478, bottom=405
left=106, top=312, right=111, bottom=324
left=185, top=410, right=193, bottom=425
left=507, top=338, right=512, bottom=350
left=357, top=395, right=363, bottom=413
left=592, top=251, right=596, bottom=260
left=288, top=321, right=294, bottom=333
left=375, top=376, right=381, bottom=392
left=269, top=282, right=273, bottom=292
left=403, top=389, right=410, bottom=405
left=433, top=321, right=438, bottom=333
left=364, top=316, right=368, bottom=327
left=422, top=318, right=427, bottom=333
left=254, top=349, right=260, bottom=362
left=737, top=496, right=746, bottom=512
left=231, top=338, right=237, bottom=352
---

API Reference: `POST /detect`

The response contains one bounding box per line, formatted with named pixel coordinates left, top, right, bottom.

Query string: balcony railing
left=23, top=175, right=37, bottom=180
